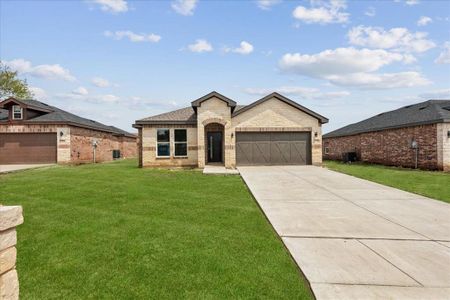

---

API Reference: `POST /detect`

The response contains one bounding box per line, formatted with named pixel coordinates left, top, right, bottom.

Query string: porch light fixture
left=60, top=131, right=64, bottom=137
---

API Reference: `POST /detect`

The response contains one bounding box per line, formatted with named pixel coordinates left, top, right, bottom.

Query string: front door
left=207, top=132, right=223, bottom=163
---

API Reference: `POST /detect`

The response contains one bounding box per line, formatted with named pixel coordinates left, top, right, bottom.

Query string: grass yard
left=324, top=160, right=450, bottom=203
left=0, top=159, right=312, bottom=299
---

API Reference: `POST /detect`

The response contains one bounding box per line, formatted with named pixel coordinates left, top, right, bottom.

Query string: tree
left=0, top=61, right=33, bottom=100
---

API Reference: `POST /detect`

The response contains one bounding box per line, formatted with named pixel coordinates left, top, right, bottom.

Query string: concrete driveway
left=239, top=165, right=450, bottom=300
left=0, top=164, right=54, bottom=174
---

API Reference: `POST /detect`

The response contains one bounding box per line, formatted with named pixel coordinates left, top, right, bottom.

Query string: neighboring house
left=133, top=91, right=328, bottom=168
left=0, top=97, right=137, bottom=164
left=323, top=100, right=450, bottom=171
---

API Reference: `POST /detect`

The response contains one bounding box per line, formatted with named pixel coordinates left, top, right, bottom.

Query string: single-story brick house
left=323, top=100, right=450, bottom=171
left=0, top=97, right=137, bottom=164
left=133, top=91, right=328, bottom=168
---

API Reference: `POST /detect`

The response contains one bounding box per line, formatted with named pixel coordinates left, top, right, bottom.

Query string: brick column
left=0, top=206, right=24, bottom=300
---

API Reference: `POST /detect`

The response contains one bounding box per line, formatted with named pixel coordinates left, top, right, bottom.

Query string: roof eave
left=134, top=120, right=197, bottom=126
left=0, top=120, right=136, bottom=138
left=324, top=119, right=449, bottom=139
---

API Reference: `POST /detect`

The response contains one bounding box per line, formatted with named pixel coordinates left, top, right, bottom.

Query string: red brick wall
left=323, top=135, right=361, bottom=160
left=323, top=124, right=439, bottom=170
left=70, top=127, right=137, bottom=163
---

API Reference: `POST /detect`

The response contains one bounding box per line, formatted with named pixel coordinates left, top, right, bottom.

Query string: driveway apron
left=239, top=166, right=450, bottom=300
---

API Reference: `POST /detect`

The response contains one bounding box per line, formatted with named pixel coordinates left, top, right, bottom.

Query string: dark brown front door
left=0, top=133, right=57, bottom=164
left=207, top=131, right=223, bottom=163
left=236, top=132, right=311, bottom=166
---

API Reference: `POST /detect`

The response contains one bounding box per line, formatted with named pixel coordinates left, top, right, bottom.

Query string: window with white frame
left=174, top=129, right=187, bottom=157
left=12, top=105, right=23, bottom=120
left=324, top=147, right=329, bottom=154
left=157, top=129, right=170, bottom=157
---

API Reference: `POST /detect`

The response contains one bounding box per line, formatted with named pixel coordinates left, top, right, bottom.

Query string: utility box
left=342, top=152, right=358, bottom=163
left=112, top=150, right=121, bottom=159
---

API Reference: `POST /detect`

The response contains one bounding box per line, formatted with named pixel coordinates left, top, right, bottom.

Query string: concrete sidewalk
left=239, top=165, right=450, bottom=300
left=0, top=164, right=54, bottom=174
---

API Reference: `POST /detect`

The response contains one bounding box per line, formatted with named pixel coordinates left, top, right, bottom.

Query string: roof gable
left=191, top=91, right=236, bottom=109
left=232, top=92, right=329, bottom=124
left=0, top=97, right=53, bottom=113
left=0, top=98, right=135, bottom=137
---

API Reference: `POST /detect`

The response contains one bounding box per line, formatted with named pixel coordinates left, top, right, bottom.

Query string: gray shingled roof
left=135, top=105, right=248, bottom=125
left=0, top=99, right=136, bottom=137
left=135, top=92, right=329, bottom=125
left=137, top=107, right=197, bottom=124
left=324, top=100, right=450, bottom=138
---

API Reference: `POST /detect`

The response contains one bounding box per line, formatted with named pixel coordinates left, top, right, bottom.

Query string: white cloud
left=91, top=0, right=128, bottom=13
left=188, top=39, right=213, bottom=53
left=4, top=59, right=76, bottom=81
left=292, top=0, right=349, bottom=24
left=279, top=48, right=411, bottom=77
left=257, top=0, right=281, bottom=10
left=326, top=72, right=430, bottom=89
left=279, top=48, right=430, bottom=89
left=104, top=30, right=161, bottom=43
left=364, top=6, right=376, bottom=17
left=406, top=0, right=419, bottom=5
left=225, top=41, right=254, bottom=55
left=244, top=86, right=350, bottom=99
left=171, top=0, right=198, bottom=16
left=435, top=42, right=450, bottom=64
left=56, top=92, right=120, bottom=104
left=72, top=87, right=89, bottom=96
left=417, top=16, right=432, bottom=26
left=91, top=77, right=111, bottom=88
left=29, top=87, right=47, bottom=100
left=128, top=96, right=179, bottom=110
left=419, top=89, right=450, bottom=99
left=348, top=26, right=435, bottom=53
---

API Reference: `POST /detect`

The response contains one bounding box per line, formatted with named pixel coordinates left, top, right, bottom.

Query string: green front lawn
left=0, top=160, right=312, bottom=299
left=324, top=160, right=450, bottom=203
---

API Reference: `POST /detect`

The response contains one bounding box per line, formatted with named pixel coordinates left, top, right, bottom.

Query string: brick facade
left=70, top=127, right=137, bottom=163
left=323, top=123, right=448, bottom=170
left=139, top=95, right=324, bottom=168
left=141, top=125, right=198, bottom=168
left=0, top=124, right=137, bottom=164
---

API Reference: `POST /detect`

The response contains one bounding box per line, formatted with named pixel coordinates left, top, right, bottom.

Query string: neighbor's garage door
left=0, top=133, right=57, bottom=164
left=236, top=132, right=311, bottom=166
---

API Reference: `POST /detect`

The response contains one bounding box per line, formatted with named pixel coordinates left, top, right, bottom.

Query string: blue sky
left=1, top=0, right=449, bottom=132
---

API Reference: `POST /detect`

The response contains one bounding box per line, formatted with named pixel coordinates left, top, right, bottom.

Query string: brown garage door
left=236, top=132, right=311, bottom=166
left=0, top=133, right=57, bottom=164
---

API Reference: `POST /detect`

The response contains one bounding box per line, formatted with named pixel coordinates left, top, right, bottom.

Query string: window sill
left=156, top=156, right=171, bottom=159
left=174, top=156, right=188, bottom=159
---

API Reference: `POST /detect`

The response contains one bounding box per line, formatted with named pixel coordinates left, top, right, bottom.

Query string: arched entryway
left=204, top=122, right=224, bottom=164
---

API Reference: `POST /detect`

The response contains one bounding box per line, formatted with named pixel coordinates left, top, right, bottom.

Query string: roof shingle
left=324, top=100, right=450, bottom=138
left=0, top=99, right=136, bottom=137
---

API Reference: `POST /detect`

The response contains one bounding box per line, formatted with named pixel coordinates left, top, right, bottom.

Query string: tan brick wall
left=0, top=206, right=24, bottom=300
left=141, top=125, right=198, bottom=167
left=138, top=97, right=324, bottom=169
left=231, top=97, right=323, bottom=167
left=196, top=97, right=232, bottom=168
left=437, top=123, right=450, bottom=171
left=324, top=124, right=441, bottom=170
